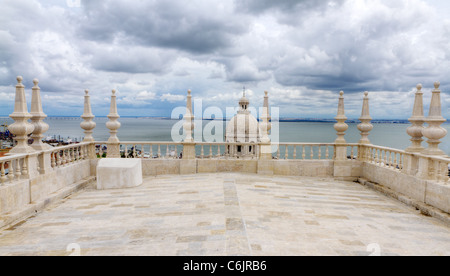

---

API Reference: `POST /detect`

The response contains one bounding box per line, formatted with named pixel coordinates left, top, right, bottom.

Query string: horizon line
left=0, top=115, right=414, bottom=121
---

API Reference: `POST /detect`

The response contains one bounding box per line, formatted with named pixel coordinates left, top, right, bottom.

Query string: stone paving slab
left=0, top=173, right=449, bottom=256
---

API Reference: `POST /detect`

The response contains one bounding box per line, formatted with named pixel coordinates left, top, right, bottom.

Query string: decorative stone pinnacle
left=8, top=76, right=35, bottom=154
left=183, top=89, right=194, bottom=143
left=30, top=77, right=50, bottom=150
left=260, top=90, right=271, bottom=143
left=406, top=84, right=425, bottom=153
left=334, top=91, right=348, bottom=144
left=422, top=81, right=447, bottom=156
left=106, top=89, right=121, bottom=158
left=81, top=89, right=96, bottom=142
left=357, top=91, right=373, bottom=144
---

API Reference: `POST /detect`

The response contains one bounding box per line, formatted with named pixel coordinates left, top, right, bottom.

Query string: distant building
left=225, top=90, right=261, bottom=157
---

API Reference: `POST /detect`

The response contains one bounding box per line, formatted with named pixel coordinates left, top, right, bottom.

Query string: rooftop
left=1, top=173, right=449, bottom=256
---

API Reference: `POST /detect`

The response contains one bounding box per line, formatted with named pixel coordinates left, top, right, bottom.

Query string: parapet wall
left=0, top=159, right=94, bottom=230
left=139, top=159, right=335, bottom=178
left=361, top=162, right=450, bottom=214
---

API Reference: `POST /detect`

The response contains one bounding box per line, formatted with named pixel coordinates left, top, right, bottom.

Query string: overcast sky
left=1, top=0, right=450, bottom=119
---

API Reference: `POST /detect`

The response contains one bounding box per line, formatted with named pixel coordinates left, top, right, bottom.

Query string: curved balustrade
left=46, top=142, right=90, bottom=169
left=0, top=154, right=29, bottom=185
left=361, top=144, right=450, bottom=184
left=25, top=140, right=447, bottom=185
left=421, top=155, right=450, bottom=183
left=95, top=142, right=183, bottom=159
left=274, top=143, right=335, bottom=160
left=363, top=145, right=406, bottom=171
left=195, top=142, right=260, bottom=159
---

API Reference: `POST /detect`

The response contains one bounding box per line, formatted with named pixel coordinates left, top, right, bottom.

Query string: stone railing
left=273, top=143, right=362, bottom=161
left=423, top=155, right=450, bottom=183
left=0, top=153, right=30, bottom=185
left=195, top=142, right=260, bottom=159
left=91, top=142, right=365, bottom=161
left=91, top=142, right=368, bottom=161
left=274, top=143, right=335, bottom=160
left=47, top=142, right=91, bottom=169
left=362, top=145, right=406, bottom=172
left=360, top=144, right=450, bottom=184
left=95, top=142, right=182, bottom=159
left=0, top=142, right=93, bottom=182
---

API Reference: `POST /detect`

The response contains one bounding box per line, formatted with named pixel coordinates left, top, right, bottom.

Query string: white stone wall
left=361, top=162, right=450, bottom=213
left=140, top=159, right=334, bottom=177
left=0, top=160, right=92, bottom=219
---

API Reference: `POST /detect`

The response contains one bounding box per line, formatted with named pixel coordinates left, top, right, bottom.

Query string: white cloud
left=160, top=93, right=185, bottom=103
left=0, top=0, right=449, bottom=119
left=135, top=91, right=157, bottom=101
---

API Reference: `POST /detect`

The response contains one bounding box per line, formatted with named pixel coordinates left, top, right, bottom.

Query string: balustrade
left=48, top=143, right=90, bottom=169
left=0, top=154, right=29, bottom=185
left=363, top=145, right=405, bottom=171
left=195, top=142, right=259, bottom=159
left=274, top=143, right=335, bottom=160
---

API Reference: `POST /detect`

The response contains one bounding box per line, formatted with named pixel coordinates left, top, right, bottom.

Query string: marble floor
left=0, top=173, right=449, bottom=256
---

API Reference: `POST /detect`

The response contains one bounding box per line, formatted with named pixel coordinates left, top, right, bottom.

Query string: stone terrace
left=0, top=173, right=449, bottom=256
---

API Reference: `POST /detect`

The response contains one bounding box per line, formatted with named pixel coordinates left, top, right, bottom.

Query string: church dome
left=226, top=112, right=260, bottom=143
left=225, top=89, right=261, bottom=143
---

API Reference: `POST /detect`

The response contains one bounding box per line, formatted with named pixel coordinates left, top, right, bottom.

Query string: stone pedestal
left=182, top=143, right=196, bottom=160
left=96, top=159, right=142, bottom=190
left=259, top=143, right=273, bottom=161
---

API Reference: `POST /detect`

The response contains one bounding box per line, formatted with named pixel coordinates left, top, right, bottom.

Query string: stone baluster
left=334, top=91, right=348, bottom=144
left=8, top=76, right=35, bottom=154
left=182, top=90, right=195, bottom=160
left=406, top=84, right=425, bottom=153
left=357, top=92, right=373, bottom=145
left=422, top=82, right=447, bottom=156
left=106, top=89, right=121, bottom=158
left=30, top=79, right=50, bottom=150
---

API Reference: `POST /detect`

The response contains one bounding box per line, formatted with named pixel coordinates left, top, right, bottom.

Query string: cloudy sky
left=1, top=0, right=450, bottom=119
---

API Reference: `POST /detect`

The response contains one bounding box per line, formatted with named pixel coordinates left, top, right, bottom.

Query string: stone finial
left=80, top=89, right=96, bottom=142
left=422, top=82, right=447, bottom=156
left=260, top=91, right=271, bottom=143
left=106, top=89, right=121, bottom=158
left=334, top=91, right=348, bottom=144
left=183, top=89, right=195, bottom=143
left=357, top=91, right=373, bottom=144
left=8, top=76, right=35, bottom=154
left=30, top=78, right=51, bottom=150
left=406, top=84, right=425, bottom=153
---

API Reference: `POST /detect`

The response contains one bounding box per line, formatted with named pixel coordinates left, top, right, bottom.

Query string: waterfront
left=1, top=117, right=450, bottom=155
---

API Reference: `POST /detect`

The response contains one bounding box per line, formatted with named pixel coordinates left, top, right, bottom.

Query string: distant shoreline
left=0, top=116, right=414, bottom=124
